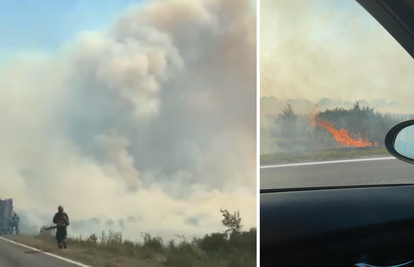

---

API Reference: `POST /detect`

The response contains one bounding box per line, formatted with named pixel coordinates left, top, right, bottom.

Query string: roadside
left=3, top=210, right=256, bottom=267
left=4, top=233, right=155, bottom=267
left=260, top=147, right=390, bottom=165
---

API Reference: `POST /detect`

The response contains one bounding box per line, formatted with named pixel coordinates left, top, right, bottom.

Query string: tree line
left=274, top=102, right=412, bottom=150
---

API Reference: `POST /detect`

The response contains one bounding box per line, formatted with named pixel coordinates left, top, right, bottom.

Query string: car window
left=260, top=0, right=414, bottom=189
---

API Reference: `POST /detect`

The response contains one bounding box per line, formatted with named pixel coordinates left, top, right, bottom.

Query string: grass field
left=261, top=146, right=390, bottom=165
left=5, top=210, right=256, bottom=267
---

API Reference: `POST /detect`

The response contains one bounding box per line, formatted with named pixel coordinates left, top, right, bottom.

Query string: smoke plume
left=0, top=0, right=256, bottom=240
left=261, top=0, right=414, bottom=104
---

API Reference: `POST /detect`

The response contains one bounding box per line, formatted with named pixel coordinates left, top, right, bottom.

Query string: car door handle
left=355, top=260, right=414, bottom=267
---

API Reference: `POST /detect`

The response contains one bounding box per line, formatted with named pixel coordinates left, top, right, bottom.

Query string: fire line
left=313, top=116, right=379, bottom=148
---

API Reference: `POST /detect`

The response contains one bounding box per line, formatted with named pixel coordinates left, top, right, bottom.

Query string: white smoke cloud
left=0, top=0, right=256, bottom=241
left=261, top=0, right=414, bottom=105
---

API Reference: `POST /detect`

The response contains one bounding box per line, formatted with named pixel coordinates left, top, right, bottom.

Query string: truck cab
left=0, top=199, right=15, bottom=235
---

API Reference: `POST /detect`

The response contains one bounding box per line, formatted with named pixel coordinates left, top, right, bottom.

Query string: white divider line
left=0, top=237, right=92, bottom=267
left=260, top=157, right=396, bottom=169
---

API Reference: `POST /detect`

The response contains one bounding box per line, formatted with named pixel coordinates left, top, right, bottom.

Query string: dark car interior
left=260, top=1, right=414, bottom=266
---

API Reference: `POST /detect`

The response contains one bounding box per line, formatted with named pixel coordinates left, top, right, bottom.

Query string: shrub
left=36, top=209, right=256, bottom=267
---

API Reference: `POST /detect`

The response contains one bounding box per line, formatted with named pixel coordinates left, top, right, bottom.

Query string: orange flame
left=312, top=116, right=379, bottom=148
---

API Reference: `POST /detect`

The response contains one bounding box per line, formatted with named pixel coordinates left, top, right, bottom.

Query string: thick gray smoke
left=0, top=0, right=256, bottom=240
left=261, top=0, right=414, bottom=104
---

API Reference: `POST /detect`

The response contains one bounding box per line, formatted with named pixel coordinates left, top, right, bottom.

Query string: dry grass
left=5, top=210, right=256, bottom=267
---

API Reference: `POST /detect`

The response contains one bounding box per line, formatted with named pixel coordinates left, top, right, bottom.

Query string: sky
left=261, top=0, right=414, bottom=107
left=0, top=0, right=256, bottom=241
left=0, top=0, right=142, bottom=54
left=0, top=0, right=256, bottom=55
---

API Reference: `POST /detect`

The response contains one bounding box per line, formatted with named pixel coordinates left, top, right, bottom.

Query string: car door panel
left=261, top=185, right=414, bottom=266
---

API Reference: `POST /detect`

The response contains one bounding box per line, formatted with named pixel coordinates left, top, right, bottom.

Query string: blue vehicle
left=0, top=199, right=17, bottom=235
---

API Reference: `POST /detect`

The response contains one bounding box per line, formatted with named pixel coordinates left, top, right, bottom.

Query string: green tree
left=220, top=209, right=243, bottom=234
left=315, top=101, right=401, bottom=147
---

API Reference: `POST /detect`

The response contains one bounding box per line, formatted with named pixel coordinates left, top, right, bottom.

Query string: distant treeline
left=315, top=102, right=411, bottom=147
left=272, top=102, right=413, bottom=152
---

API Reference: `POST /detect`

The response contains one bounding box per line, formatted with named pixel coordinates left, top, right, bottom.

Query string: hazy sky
left=0, top=0, right=141, bottom=54
left=0, top=0, right=256, bottom=240
left=261, top=0, right=414, bottom=106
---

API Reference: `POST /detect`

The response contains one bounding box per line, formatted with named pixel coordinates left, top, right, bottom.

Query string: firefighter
left=9, top=212, right=19, bottom=235
left=52, top=205, right=69, bottom=249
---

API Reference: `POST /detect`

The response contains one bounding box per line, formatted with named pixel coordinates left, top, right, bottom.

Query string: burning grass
left=261, top=103, right=400, bottom=164
left=5, top=210, right=256, bottom=267
left=260, top=146, right=389, bottom=165
left=312, top=116, right=379, bottom=148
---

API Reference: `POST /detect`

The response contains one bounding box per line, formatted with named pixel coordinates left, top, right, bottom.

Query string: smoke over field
left=261, top=100, right=412, bottom=160
left=260, top=0, right=414, bottom=161
left=0, top=0, right=256, bottom=240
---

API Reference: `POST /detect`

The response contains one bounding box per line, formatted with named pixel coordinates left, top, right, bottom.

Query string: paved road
left=261, top=157, right=414, bottom=190
left=0, top=237, right=87, bottom=267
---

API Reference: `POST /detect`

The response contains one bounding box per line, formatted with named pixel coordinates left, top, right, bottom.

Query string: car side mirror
left=385, top=119, right=414, bottom=165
